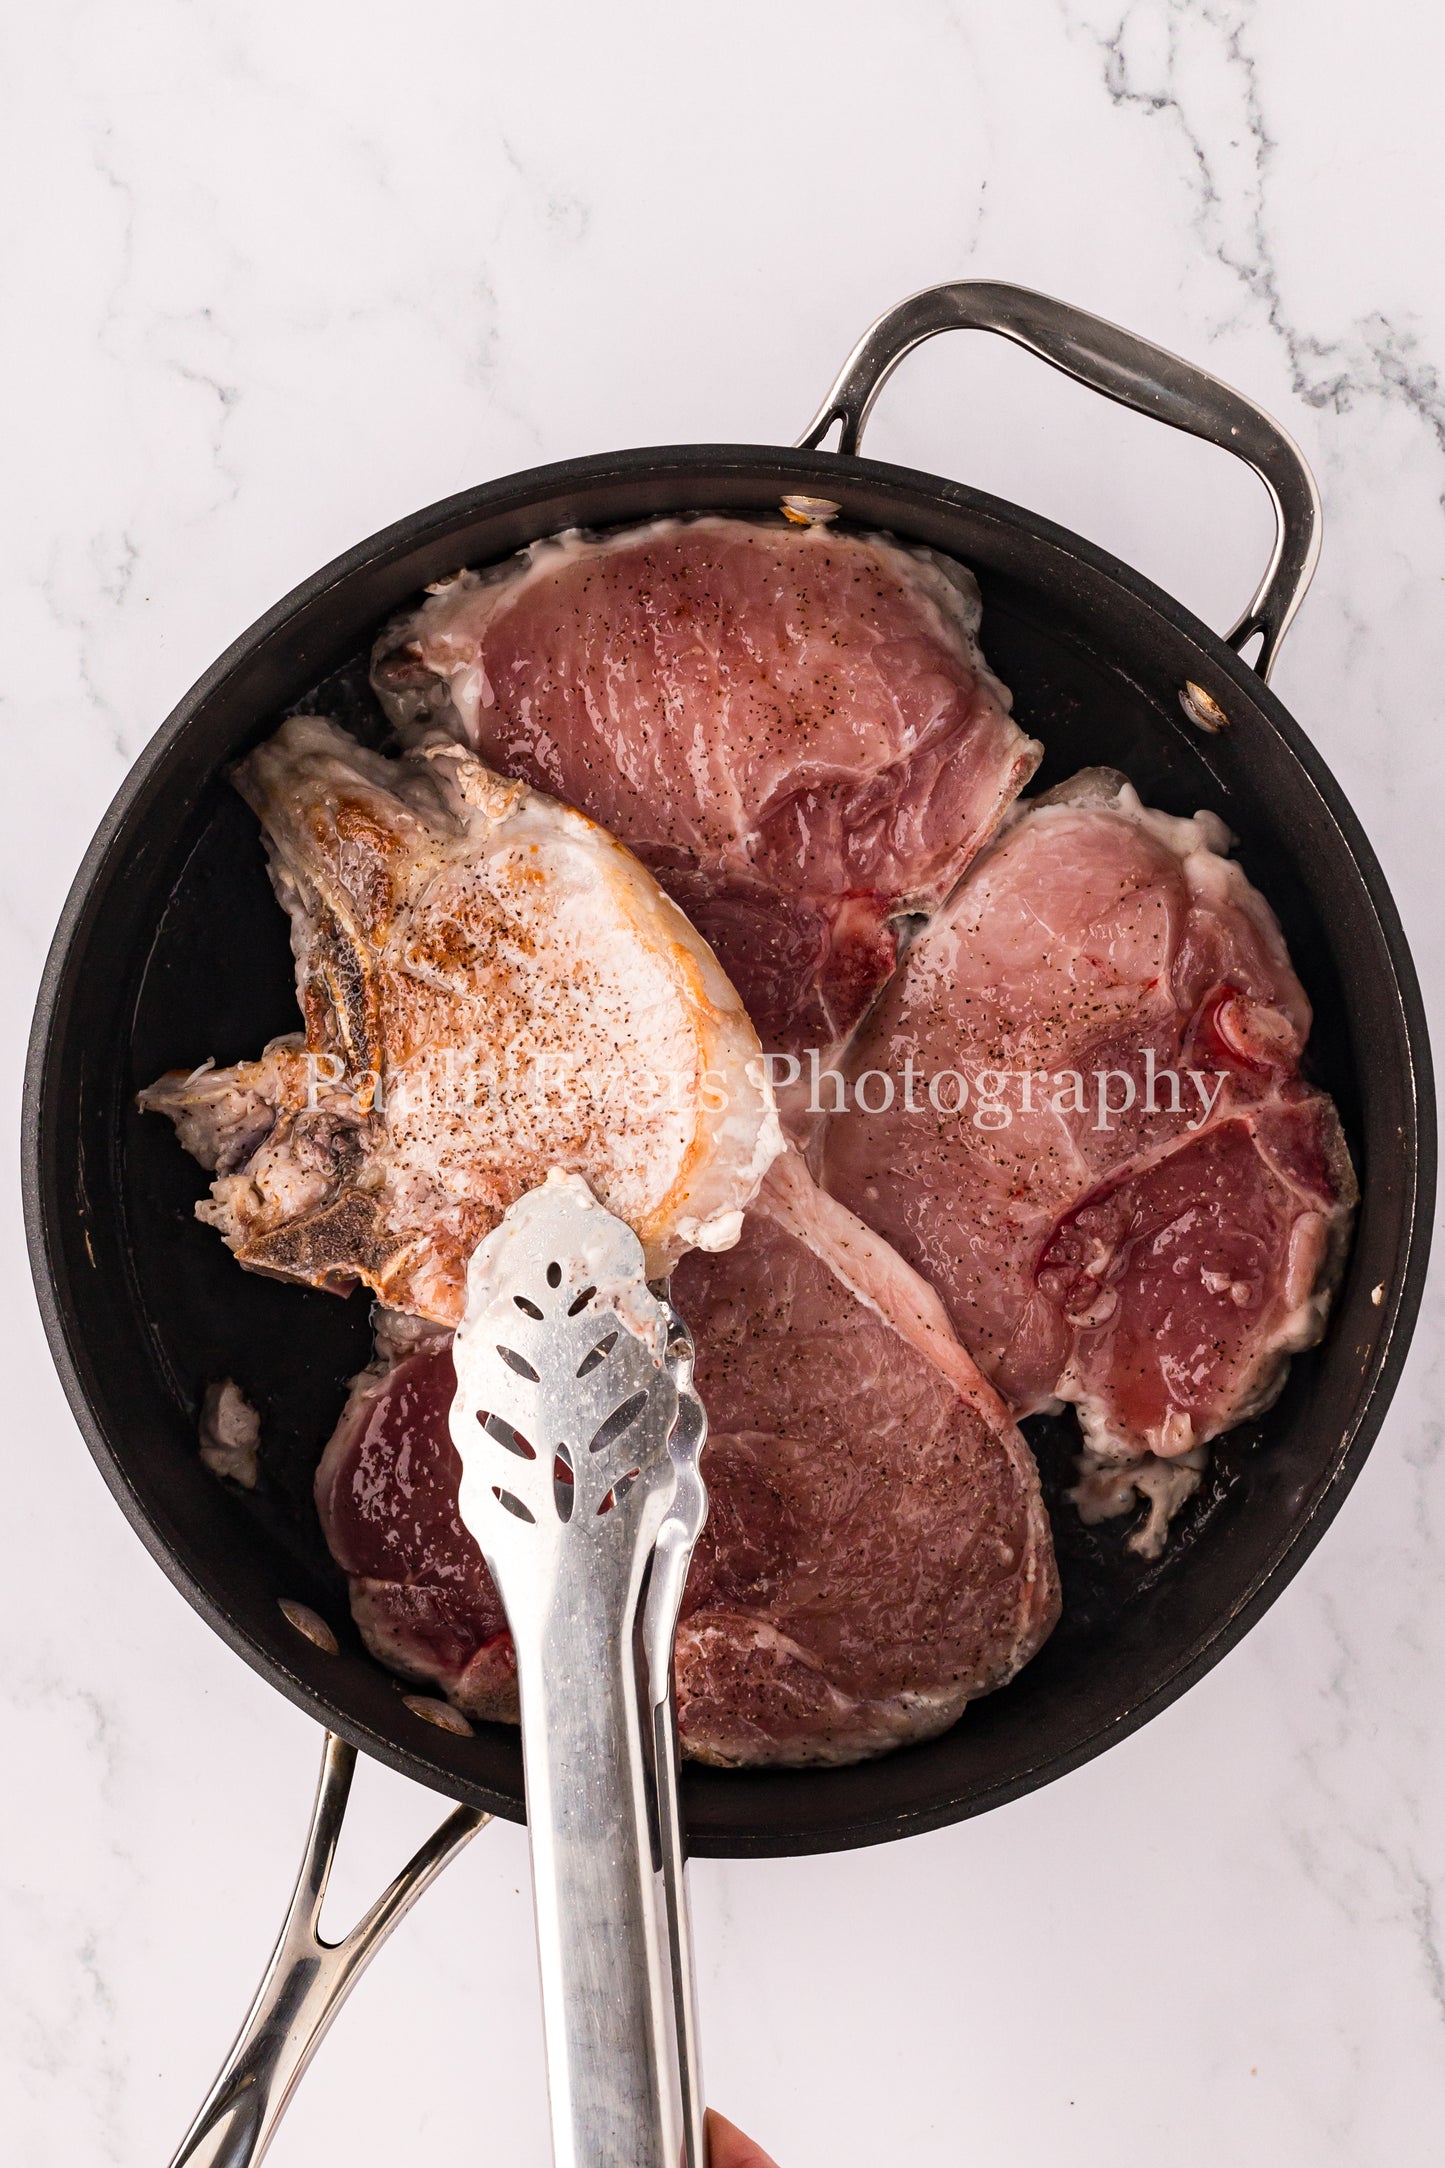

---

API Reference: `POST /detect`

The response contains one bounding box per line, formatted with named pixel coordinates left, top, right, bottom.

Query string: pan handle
left=797, top=280, right=1321, bottom=681
left=169, top=1732, right=488, bottom=2168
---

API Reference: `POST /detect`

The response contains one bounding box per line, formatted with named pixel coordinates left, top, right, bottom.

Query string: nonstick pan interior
left=25, top=447, right=1434, bottom=1857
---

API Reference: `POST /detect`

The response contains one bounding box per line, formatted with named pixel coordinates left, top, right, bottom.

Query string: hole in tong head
left=512, top=1294, right=543, bottom=1319
left=496, top=1345, right=539, bottom=1381
left=567, top=1285, right=597, bottom=1316
left=492, top=1486, right=535, bottom=1524
left=482, top=1411, right=536, bottom=1459
left=554, top=1444, right=575, bottom=1522
left=589, top=1390, right=649, bottom=1455
left=596, top=1470, right=639, bottom=1517
left=576, top=1330, right=619, bottom=1378
left=546, top=1261, right=562, bottom=1288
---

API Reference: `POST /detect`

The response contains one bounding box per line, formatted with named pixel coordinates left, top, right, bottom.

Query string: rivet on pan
left=780, top=494, right=840, bottom=526
left=1371, top=1283, right=1386, bottom=1307
left=1180, top=681, right=1229, bottom=733
left=404, top=1694, right=475, bottom=1737
left=278, top=1598, right=339, bottom=1654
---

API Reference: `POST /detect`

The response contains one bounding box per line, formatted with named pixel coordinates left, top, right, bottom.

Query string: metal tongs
left=449, top=1170, right=710, bottom=2168
left=169, top=1169, right=708, bottom=2168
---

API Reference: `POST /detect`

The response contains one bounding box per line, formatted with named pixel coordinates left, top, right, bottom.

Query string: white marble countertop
left=4, top=4, right=1443, bottom=2162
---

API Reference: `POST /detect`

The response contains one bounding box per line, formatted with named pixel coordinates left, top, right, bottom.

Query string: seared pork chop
left=821, top=771, right=1356, bottom=1552
left=315, top=1154, right=1060, bottom=1766
left=371, top=517, right=1040, bottom=1057
left=141, top=715, right=782, bottom=1320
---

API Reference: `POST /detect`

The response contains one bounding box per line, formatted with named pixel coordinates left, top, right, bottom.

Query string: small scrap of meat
left=372, top=517, right=1040, bottom=1058
left=140, top=715, right=782, bottom=1322
left=1069, top=1445, right=1208, bottom=1561
left=821, top=770, right=1356, bottom=1553
left=314, top=1154, right=1059, bottom=1765
left=198, top=1379, right=261, bottom=1488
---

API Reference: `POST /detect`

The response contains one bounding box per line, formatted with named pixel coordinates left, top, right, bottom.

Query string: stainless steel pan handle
left=170, top=1732, right=487, bottom=2168
left=798, top=279, right=1321, bottom=680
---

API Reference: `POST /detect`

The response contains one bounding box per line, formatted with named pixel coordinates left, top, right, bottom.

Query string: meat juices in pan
left=821, top=770, right=1357, bottom=1554
left=372, top=516, right=1040, bottom=1060
left=316, top=1156, right=1059, bottom=1767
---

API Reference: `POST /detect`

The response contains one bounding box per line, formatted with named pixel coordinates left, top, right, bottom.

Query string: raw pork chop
left=315, top=1316, right=519, bottom=1722
left=315, top=1155, right=1060, bottom=1766
left=141, top=715, right=781, bottom=1321
left=821, top=771, right=1355, bottom=1552
left=674, top=1153, right=1059, bottom=1762
left=371, top=516, right=1040, bottom=1056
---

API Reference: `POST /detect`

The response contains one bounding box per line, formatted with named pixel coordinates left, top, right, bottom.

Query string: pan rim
left=23, top=440, right=1437, bottom=1855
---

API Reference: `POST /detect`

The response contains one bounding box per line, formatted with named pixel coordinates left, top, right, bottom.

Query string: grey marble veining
left=3, top=4, right=1442, bottom=2163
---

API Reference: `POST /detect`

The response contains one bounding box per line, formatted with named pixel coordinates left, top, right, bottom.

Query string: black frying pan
left=24, top=284, right=1434, bottom=1879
